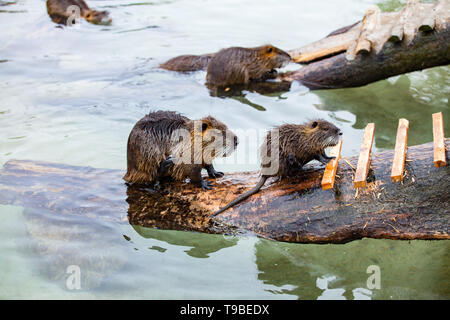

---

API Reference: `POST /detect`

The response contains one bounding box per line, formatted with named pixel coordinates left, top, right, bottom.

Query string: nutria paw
left=205, top=164, right=224, bottom=179
left=199, top=180, right=213, bottom=190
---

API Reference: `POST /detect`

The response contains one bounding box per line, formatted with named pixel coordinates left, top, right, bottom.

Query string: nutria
left=160, top=54, right=214, bottom=72
left=123, top=110, right=238, bottom=190
left=46, top=0, right=111, bottom=25
left=213, top=119, right=342, bottom=216
left=206, top=45, right=291, bottom=87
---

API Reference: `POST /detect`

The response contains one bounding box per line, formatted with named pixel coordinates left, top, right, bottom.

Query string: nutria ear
left=266, top=47, right=273, bottom=54
left=311, top=121, right=318, bottom=128
left=202, top=123, right=208, bottom=131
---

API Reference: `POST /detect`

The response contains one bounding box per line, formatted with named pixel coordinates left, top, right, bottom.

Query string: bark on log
left=0, top=140, right=448, bottom=244
left=281, top=0, right=450, bottom=89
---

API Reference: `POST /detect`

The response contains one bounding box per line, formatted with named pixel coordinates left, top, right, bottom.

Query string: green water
left=0, top=0, right=448, bottom=299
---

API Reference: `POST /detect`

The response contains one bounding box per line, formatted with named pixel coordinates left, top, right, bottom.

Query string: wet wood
left=321, top=139, right=342, bottom=190
left=391, top=119, right=409, bottom=183
left=0, top=139, right=448, bottom=244
left=281, top=0, right=449, bottom=89
left=354, top=123, right=375, bottom=188
left=433, top=112, right=447, bottom=167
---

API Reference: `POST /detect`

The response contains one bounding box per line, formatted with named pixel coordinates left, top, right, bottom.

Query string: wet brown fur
left=213, top=119, right=341, bottom=215
left=264, top=120, right=342, bottom=177
left=124, top=111, right=237, bottom=186
left=160, top=54, right=214, bottom=72
left=206, top=44, right=291, bottom=87
left=46, top=0, right=111, bottom=25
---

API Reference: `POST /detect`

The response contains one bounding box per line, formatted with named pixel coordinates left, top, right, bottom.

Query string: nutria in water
left=213, top=119, right=342, bottom=215
left=206, top=45, right=291, bottom=87
left=160, top=54, right=215, bottom=72
left=124, top=110, right=239, bottom=190
left=46, top=0, right=111, bottom=25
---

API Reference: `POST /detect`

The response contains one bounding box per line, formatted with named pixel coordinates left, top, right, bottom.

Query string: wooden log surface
left=0, top=140, right=448, bottom=244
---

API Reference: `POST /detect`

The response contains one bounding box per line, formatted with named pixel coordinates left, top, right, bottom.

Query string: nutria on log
left=124, top=111, right=239, bottom=190
left=213, top=120, right=342, bottom=215
left=46, top=0, right=111, bottom=25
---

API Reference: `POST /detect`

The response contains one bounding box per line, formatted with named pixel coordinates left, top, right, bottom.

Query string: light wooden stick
left=391, top=118, right=409, bottom=182
left=322, top=139, right=343, bottom=190
left=354, top=123, right=375, bottom=188
left=432, top=112, right=446, bottom=167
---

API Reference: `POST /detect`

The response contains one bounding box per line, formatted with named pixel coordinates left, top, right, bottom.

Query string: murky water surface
left=0, top=0, right=448, bottom=299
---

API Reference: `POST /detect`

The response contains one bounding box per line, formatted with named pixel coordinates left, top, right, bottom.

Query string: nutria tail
left=160, top=54, right=214, bottom=72
left=212, top=176, right=268, bottom=217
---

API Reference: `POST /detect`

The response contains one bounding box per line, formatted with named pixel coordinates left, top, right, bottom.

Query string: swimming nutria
left=160, top=54, right=214, bottom=72
left=46, top=0, right=111, bottom=25
left=123, top=110, right=239, bottom=190
left=213, top=119, right=342, bottom=216
left=206, top=45, right=291, bottom=87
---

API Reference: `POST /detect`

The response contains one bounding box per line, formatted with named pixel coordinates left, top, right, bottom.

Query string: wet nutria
left=46, top=0, right=111, bottom=25
left=123, top=110, right=239, bottom=190
left=160, top=54, right=214, bottom=72
left=206, top=45, right=291, bottom=87
left=213, top=119, right=342, bottom=216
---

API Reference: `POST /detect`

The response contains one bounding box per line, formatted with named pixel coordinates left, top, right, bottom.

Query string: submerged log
left=0, top=139, right=448, bottom=244
left=281, top=0, right=450, bottom=89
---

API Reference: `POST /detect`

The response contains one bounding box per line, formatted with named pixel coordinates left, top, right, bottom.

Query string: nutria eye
left=311, top=121, right=318, bottom=128
left=202, top=123, right=208, bottom=131
left=86, top=14, right=91, bottom=18
left=266, top=47, right=273, bottom=54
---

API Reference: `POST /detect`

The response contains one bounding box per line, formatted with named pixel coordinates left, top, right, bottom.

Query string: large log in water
left=0, top=140, right=448, bottom=244
left=279, top=1, right=450, bottom=89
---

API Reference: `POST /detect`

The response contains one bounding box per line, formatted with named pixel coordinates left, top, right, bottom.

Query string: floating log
left=280, top=0, right=450, bottom=89
left=391, top=118, right=409, bottom=183
left=0, top=139, right=449, bottom=244
left=433, top=112, right=447, bottom=167
left=354, top=123, right=375, bottom=188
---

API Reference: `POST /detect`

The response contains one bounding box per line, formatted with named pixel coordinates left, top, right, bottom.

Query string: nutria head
left=84, top=10, right=111, bottom=25
left=256, top=44, right=291, bottom=70
left=170, top=115, right=238, bottom=166
left=300, top=119, right=342, bottom=150
left=195, top=115, right=239, bottom=162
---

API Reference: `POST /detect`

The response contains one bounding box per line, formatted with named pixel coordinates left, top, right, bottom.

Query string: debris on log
left=433, top=112, right=447, bottom=167
left=321, top=139, right=342, bottom=190
left=391, top=119, right=409, bottom=183
left=354, top=123, right=375, bottom=188
left=0, top=140, right=448, bottom=244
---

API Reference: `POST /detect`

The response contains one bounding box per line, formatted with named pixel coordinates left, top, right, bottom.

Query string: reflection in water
left=23, top=207, right=129, bottom=290
left=207, top=81, right=292, bottom=111
left=255, top=238, right=450, bottom=299
left=314, top=71, right=449, bottom=149
left=131, top=225, right=238, bottom=259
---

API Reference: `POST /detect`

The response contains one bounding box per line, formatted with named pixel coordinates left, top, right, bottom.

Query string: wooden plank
left=391, top=118, right=409, bottom=182
left=432, top=112, right=446, bottom=167
left=321, top=139, right=343, bottom=190
left=354, top=123, right=375, bottom=188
